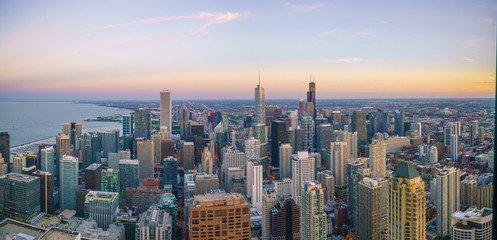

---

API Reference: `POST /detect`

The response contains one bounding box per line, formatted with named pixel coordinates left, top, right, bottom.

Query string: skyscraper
left=307, top=81, right=316, bottom=119
left=291, top=151, right=315, bottom=203
left=316, top=123, right=333, bottom=150
left=433, top=166, right=460, bottom=237
left=31, top=170, right=54, bottom=214
left=101, top=168, right=120, bottom=193
left=352, top=111, right=367, bottom=148
left=0, top=173, right=41, bottom=223
left=122, top=114, right=134, bottom=135
left=60, top=155, right=79, bottom=210
left=163, top=157, right=178, bottom=189
left=255, top=79, right=266, bottom=125
left=317, top=170, right=335, bottom=202
left=369, top=133, right=386, bottom=178
left=357, top=177, right=383, bottom=240
left=301, top=116, right=314, bottom=150
left=40, top=146, right=55, bottom=174
left=271, top=120, right=287, bottom=167
left=430, top=145, right=438, bottom=164
left=201, top=146, right=213, bottom=174
left=394, top=110, right=405, bottom=136
left=13, top=154, right=26, bottom=173
left=119, top=159, right=140, bottom=191
left=135, top=108, right=151, bottom=140
left=160, top=90, right=172, bottom=135
left=182, top=142, right=195, bottom=170
left=247, top=159, right=263, bottom=210
left=388, top=162, right=426, bottom=240
left=330, top=142, right=348, bottom=187
left=0, top=154, right=7, bottom=176
left=137, top=204, right=173, bottom=240
left=451, top=134, right=459, bottom=161
left=102, top=129, right=119, bottom=158
left=461, top=175, right=477, bottom=207
left=137, top=140, right=154, bottom=180
left=279, top=143, right=292, bottom=178
left=270, top=196, right=300, bottom=239
left=180, top=107, right=190, bottom=136
left=0, top=132, right=10, bottom=172
left=85, top=163, right=102, bottom=191
left=189, top=193, right=251, bottom=240
left=56, top=133, right=70, bottom=186
left=84, top=191, right=120, bottom=230
left=300, top=181, right=326, bottom=240
left=443, top=126, right=453, bottom=146
left=375, top=109, right=388, bottom=133
left=451, top=207, right=493, bottom=240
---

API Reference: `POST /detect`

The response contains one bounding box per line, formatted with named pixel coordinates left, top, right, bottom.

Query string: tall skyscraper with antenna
left=160, top=90, right=172, bottom=136
left=307, top=78, right=316, bottom=118
left=255, top=74, right=265, bottom=125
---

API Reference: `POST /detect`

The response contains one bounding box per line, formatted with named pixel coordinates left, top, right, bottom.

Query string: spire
left=259, top=71, right=261, bottom=85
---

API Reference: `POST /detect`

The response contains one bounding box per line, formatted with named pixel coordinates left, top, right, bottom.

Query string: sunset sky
left=0, top=0, right=496, bottom=100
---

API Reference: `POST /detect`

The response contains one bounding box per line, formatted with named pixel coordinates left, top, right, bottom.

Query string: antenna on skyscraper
left=259, top=71, right=261, bottom=85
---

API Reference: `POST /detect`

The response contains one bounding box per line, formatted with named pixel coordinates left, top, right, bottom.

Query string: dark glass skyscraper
left=270, top=197, right=300, bottom=239
left=271, top=120, right=287, bottom=167
left=0, top=132, right=10, bottom=172
left=307, top=81, right=316, bottom=118
left=394, top=109, right=405, bottom=136
left=135, top=108, right=151, bottom=140
left=375, top=109, right=388, bottom=133
left=352, top=111, right=367, bottom=148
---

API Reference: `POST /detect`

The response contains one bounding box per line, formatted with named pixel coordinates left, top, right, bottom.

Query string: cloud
left=477, top=18, right=493, bottom=23
left=326, top=57, right=363, bottom=62
left=464, top=58, right=477, bottom=62
left=319, top=29, right=336, bottom=36
left=84, top=12, right=249, bottom=31
left=464, top=38, right=489, bottom=47
left=353, top=30, right=374, bottom=36
left=285, top=2, right=324, bottom=11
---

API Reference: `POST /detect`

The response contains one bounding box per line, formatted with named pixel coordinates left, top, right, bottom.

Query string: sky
left=0, top=0, right=496, bottom=100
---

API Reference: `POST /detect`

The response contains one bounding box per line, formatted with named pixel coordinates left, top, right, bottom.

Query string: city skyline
left=0, top=0, right=496, bottom=101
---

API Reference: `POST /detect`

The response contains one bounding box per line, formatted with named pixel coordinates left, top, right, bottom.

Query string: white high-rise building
left=85, top=191, right=119, bottom=230
left=434, top=166, right=461, bottom=237
left=13, top=154, right=26, bottom=174
left=245, top=137, right=260, bottom=161
left=291, top=151, right=315, bottom=203
left=160, top=90, right=171, bottom=137
left=247, top=159, right=263, bottom=210
left=300, top=181, right=326, bottom=240
left=60, top=155, right=79, bottom=210
left=451, top=134, right=459, bottom=161
left=201, top=147, right=213, bottom=174
left=350, top=131, right=358, bottom=158
left=330, top=142, right=347, bottom=187
left=454, top=121, right=461, bottom=137
left=279, top=144, right=292, bottom=178
left=451, top=207, right=493, bottom=240
left=430, top=145, right=438, bottom=164
left=336, top=131, right=351, bottom=162
left=369, top=133, right=386, bottom=178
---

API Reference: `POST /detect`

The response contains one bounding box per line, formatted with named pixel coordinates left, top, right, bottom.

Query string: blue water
left=0, top=102, right=132, bottom=146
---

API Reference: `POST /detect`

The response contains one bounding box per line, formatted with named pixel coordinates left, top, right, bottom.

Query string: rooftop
left=194, top=193, right=247, bottom=207
left=85, top=191, right=119, bottom=203
left=0, top=219, right=47, bottom=240
left=452, top=207, right=493, bottom=220
left=0, top=173, right=38, bottom=183
left=85, top=163, right=102, bottom=171
left=40, top=228, right=80, bottom=240
left=119, top=159, right=139, bottom=165
left=393, top=161, right=420, bottom=179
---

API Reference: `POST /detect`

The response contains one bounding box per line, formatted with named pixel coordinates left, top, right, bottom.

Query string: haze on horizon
left=0, top=0, right=496, bottom=101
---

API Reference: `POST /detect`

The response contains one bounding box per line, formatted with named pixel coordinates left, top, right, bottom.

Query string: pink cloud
left=464, top=38, right=489, bottom=47
left=319, top=29, right=336, bottom=36
left=353, top=30, right=374, bottom=36
left=84, top=12, right=249, bottom=31
left=285, top=2, right=324, bottom=11
left=477, top=18, right=493, bottom=23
